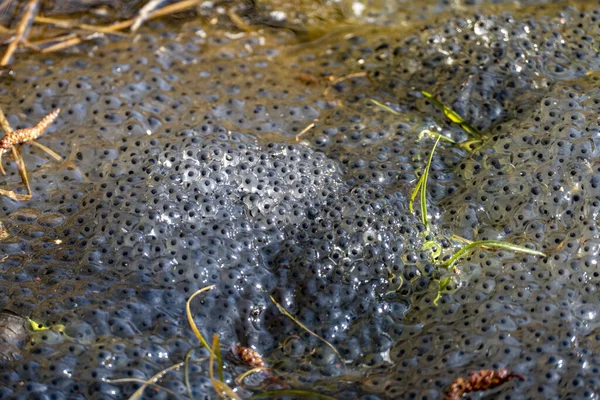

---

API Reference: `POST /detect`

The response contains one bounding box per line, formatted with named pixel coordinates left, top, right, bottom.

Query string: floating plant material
left=421, top=91, right=482, bottom=139
left=1, top=1, right=600, bottom=399
left=444, top=368, right=526, bottom=400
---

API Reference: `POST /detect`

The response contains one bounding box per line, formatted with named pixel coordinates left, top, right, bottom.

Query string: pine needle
left=39, top=35, right=82, bottom=53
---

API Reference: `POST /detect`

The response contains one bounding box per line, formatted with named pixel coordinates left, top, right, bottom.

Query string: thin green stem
left=421, top=91, right=482, bottom=139
left=442, top=240, right=546, bottom=270
left=420, top=137, right=440, bottom=229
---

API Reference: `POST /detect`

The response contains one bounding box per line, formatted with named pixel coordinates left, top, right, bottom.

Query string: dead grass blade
left=33, top=16, right=128, bottom=37
left=0, top=102, right=12, bottom=133
left=295, top=121, right=316, bottom=142
left=186, top=285, right=216, bottom=356
left=1, top=0, right=39, bottom=66
left=442, top=240, right=546, bottom=271
left=12, top=146, right=31, bottom=198
left=323, top=72, right=368, bottom=97
left=38, top=35, right=82, bottom=53
left=109, top=361, right=187, bottom=400
left=131, top=0, right=163, bottom=32
left=234, top=366, right=271, bottom=385
left=268, top=294, right=345, bottom=372
left=106, top=378, right=180, bottom=398
left=210, top=334, right=242, bottom=400
left=368, top=99, right=402, bottom=115
left=184, top=348, right=195, bottom=399
left=29, top=140, right=63, bottom=161
left=0, top=187, right=28, bottom=200
left=227, top=8, right=252, bottom=32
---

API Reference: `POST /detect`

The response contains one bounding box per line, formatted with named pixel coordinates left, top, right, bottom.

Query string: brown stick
left=1, top=0, right=39, bottom=66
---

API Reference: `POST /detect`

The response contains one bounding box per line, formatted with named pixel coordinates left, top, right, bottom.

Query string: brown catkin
left=0, top=108, right=60, bottom=149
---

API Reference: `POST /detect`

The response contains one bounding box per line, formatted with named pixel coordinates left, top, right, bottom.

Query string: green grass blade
left=368, top=98, right=402, bottom=115
left=442, top=240, right=546, bottom=270
left=215, top=333, right=224, bottom=383
left=409, top=173, right=425, bottom=213
left=433, top=276, right=452, bottom=306
left=370, top=98, right=455, bottom=143
left=422, top=239, right=442, bottom=261
left=421, top=91, right=482, bottom=139
left=419, top=137, right=441, bottom=229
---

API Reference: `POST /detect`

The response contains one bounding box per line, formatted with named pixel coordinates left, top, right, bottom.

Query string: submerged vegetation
left=111, top=89, right=549, bottom=398
left=373, top=91, right=548, bottom=275
left=2, top=1, right=598, bottom=399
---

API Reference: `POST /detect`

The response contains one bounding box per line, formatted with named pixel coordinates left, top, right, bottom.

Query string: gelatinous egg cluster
left=1, top=3, right=600, bottom=400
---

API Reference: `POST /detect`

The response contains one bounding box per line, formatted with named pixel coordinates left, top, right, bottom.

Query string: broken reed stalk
left=1, top=0, right=39, bottom=66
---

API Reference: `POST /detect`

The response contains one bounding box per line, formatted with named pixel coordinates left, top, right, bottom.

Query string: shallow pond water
left=1, top=1, right=600, bottom=399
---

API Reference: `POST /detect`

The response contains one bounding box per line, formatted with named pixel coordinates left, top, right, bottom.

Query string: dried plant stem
left=131, top=0, right=163, bottom=32
left=108, top=0, right=203, bottom=32
left=34, top=16, right=128, bottom=37
left=1, top=0, right=39, bottom=66
left=39, top=36, right=82, bottom=53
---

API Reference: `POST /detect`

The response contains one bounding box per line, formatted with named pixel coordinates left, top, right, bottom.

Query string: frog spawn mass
left=1, top=4, right=600, bottom=400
